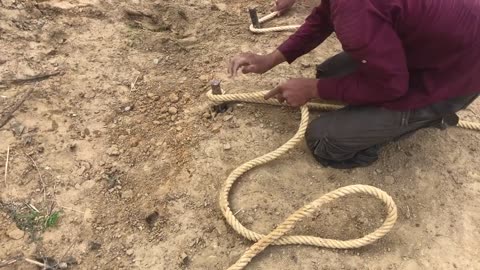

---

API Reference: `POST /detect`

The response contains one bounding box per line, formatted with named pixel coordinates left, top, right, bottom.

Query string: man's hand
left=229, top=50, right=286, bottom=77
left=272, top=0, right=296, bottom=15
left=264, top=78, right=319, bottom=107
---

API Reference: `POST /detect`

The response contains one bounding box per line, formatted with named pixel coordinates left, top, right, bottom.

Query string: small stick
left=130, top=75, right=139, bottom=91
left=0, top=258, right=18, bottom=268
left=24, top=153, right=47, bottom=202
left=0, top=84, right=36, bottom=129
left=4, top=145, right=9, bottom=187
left=55, top=242, right=75, bottom=268
left=24, top=258, right=46, bottom=268
left=233, top=208, right=243, bottom=216
left=27, top=203, right=40, bottom=213
left=0, top=71, right=61, bottom=86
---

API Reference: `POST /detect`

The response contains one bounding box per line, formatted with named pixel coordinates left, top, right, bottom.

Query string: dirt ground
left=1, top=0, right=480, bottom=269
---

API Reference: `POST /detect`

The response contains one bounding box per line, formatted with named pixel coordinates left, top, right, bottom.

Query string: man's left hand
left=264, top=78, right=319, bottom=107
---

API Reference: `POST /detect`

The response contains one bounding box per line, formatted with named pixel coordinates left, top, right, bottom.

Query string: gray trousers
left=306, top=52, right=479, bottom=169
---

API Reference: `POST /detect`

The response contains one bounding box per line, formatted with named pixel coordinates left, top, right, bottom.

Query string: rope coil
left=207, top=90, right=400, bottom=270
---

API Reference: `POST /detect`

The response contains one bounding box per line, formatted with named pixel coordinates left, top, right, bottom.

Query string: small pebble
left=168, top=107, right=178, bottom=115
left=7, top=227, right=25, bottom=240
left=385, top=176, right=395, bottom=184
left=126, top=249, right=134, bottom=256
left=122, top=190, right=134, bottom=199
left=169, top=93, right=179, bottom=103
left=223, top=143, right=231, bottom=150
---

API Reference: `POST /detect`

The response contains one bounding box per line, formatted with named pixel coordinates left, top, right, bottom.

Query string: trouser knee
left=305, top=118, right=380, bottom=169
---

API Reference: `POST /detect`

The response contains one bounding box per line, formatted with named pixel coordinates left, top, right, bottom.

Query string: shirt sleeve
left=316, top=0, right=409, bottom=105
left=277, top=1, right=334, bottom=63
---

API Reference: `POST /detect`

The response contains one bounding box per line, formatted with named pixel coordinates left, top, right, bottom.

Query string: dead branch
left=0, top=71, right=61, bottom=86
left=0, top=86, right=36, bottom=129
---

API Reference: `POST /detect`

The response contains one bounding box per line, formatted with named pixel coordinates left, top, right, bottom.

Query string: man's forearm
left=266, top=49, right=287, bottom=69
left=277, top=2, right=333, bottom=63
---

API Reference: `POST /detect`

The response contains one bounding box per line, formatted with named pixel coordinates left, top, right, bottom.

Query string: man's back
left=300, top=0, right=480, bottom=108
left=375, top=0, right=480, bottom=106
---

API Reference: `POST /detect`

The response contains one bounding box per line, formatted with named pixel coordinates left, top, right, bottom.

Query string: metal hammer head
left=248, top=8, right=261, bottom=29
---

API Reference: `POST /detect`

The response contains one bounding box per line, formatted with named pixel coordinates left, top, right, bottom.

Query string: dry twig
left=0, top=85, right=36, bottom=129
left=24, top=258, right=46, bottom=268
left=0, top=257, right=18, bottom=268
left=0, top=71, right=61, bottom=86
left=4, top=145, right=9, bottom=187
left=24, top=153, right=47, bottom=202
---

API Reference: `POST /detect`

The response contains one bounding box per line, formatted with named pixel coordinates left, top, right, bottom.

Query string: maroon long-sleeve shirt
left=278, top=0, right=480, bottom=110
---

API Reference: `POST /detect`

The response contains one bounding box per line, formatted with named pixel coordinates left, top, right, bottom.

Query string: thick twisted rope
left=207, top=90, right=480, bottom=131
left=249, top=11, right=300, bottom=33
left=458, top=120, right=480, bottom=131
left=207, top=90, right=399, bottom=270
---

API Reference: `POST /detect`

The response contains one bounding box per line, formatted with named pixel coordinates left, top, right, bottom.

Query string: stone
left=51, top=120, right=59, bottom=131
left=68, top=143, right=77, bottom=151
left=168, top=93, right=179, bottom=103
left=153, top=58, right=160, bottom=65
left=223, top=143, right=231, bottom=150
left=168, top=107, right=178, bottom=115
left=59, top=262, right=68, bottom=269
left=126, top=249, right=134, bottom=256
left=7, top=227, right=24, bottom=240
left=122, top=190, right=134, bottom=199
left=82, top=180, right=96, bottom=189
left=1, top=0, right=16, bottom=8
left=84, top=208, right=93, bottom=222
left=385, top=176, right=395, bottom=184
left=107, top=145, right=120, bottom=156
left=124, top=106, right=133, bottom=112
left=89, top=241, right=102, bottom=251
left=212, top=3, right=226, bottom=11
left=177, top=36, right=198, bottom=46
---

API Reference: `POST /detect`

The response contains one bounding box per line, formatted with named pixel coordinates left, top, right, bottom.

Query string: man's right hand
left=228, top=50, right=286, bottom=77
left=272, top=0, right=296, bottom=15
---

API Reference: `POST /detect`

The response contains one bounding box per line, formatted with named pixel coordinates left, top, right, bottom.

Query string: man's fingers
left=276, top=94, right=286, bottom=104
left=264, top=86, right=282, bottom=100
left=231, top=58, right=245, bottom=77
left=242, top=64, right=255, bottom=74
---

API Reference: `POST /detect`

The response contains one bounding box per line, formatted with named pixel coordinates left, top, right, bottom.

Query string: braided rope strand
left=458, top=120, right=480, bottom=131
left=249, top=11, right=300, bottom=33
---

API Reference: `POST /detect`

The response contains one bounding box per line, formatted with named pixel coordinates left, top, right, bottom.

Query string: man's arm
left=315, top=0, right=409, bottom=105
left=277, top=1, right=334, bottom=63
